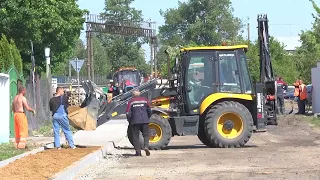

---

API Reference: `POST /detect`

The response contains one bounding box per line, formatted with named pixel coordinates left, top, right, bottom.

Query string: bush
left=0, top=34, right=23, bottom=73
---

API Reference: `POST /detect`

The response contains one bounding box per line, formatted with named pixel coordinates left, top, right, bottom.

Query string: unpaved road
left=86, top=114, right=320, bottom=180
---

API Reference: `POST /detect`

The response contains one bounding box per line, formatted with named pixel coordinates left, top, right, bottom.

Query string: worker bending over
left=297, top=80, right=307, bottom=115
left=126, top=90, right=151, bottom=156
left=12, top=87, right=36, bottom=149
left=276, top=77, right=288, bottom=115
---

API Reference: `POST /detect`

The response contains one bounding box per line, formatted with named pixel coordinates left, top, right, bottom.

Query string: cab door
left=182, top=51, right=216, bottom=115
left=216, top=51, right=242, bottom=94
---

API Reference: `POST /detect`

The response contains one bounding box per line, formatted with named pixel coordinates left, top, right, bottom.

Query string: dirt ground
left=97, top=114, right=320, bottom=180
left=0, top=146, right=101, bottom=180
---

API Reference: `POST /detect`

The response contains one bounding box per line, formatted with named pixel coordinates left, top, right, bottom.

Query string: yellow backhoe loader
left=68, top=14, right=278, bottom=149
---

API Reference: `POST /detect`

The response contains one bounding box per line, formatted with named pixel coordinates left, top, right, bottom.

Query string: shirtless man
left=12, top=86, right=35, bottom=149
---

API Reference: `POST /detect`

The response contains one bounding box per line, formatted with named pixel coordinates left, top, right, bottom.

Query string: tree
left=292, top=0, right=320, bottom=84
left=0, top=0, right=88, bottom=75
left=92, top=36, right=112, bottom=76
left=98, top=0, right=149, bottom=76
left=0, top=34, right=23, bottom=73
left=158, top=0, right=243, bottom=47
left=246, top=37, right=299, bottom=84
left=51, top=39, right=87, bottom=76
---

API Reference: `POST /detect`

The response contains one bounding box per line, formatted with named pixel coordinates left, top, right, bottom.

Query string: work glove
left=31, top=110, right=36, bottom=116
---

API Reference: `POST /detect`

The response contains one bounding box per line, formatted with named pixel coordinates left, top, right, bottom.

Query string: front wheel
left=204, top=101, right=254, bottom=148
left=127, top=114, right=172, bottom=150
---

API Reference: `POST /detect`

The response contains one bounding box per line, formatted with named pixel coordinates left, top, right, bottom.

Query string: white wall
left=312, top=62, right=320, bottom=114
left=0, top=73, right=9, bottom=144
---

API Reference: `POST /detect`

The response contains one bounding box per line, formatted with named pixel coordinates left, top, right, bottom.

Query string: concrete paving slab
left=73, top=119, right=128, bottom=147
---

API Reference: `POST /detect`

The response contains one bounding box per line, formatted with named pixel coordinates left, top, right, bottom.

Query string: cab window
left=239, top=53, right=252, bottom=93
left=186, top=51, right=214, bottom=108
left=218, top=52, right=241, bottom=93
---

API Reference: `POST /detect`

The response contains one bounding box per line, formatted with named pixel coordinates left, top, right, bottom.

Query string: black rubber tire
left=204, top=101, right=254, bottom=148
left=197, top=116, right=215, bottom=147
left=127, top=114, right=172, bottom=150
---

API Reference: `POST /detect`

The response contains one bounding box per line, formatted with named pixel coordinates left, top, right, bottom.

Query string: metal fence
left=25, top=75, right=52, bottom=131
left=24, top=75, right=111, bottom=131
left=54, top=75, right=110, bottom=85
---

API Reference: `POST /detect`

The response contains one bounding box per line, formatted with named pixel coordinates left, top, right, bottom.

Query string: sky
left=77, top=0, right=316, bottom=60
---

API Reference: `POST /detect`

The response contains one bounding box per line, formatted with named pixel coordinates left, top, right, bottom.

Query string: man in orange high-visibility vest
left=297, top=80, right=307, bottom=115
left=293, top=80, right=300, bottom=102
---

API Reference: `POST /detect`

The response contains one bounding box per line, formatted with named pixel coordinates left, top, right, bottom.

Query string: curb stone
left=0, top=142, right=53, bottom=168
left=51, top=141, right=117, bottom=180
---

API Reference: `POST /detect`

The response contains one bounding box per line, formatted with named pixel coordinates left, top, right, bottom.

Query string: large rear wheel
left=204, top=101, right=253, bottom=148
left=127, top=114, right=172, bottom=150
left=197, top=117, right=215, bottom=147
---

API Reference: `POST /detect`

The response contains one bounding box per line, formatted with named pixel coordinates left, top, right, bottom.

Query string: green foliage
left=292, top=1, right=320, bottom=84
left=92, top=36, right=111, bottom=76
left=96, top=0, right=149, bottom=77
left=246, top=37, right=299, bottom=84
left=0, top=141, right=37, bottom=161
left=0, top=34, right=23, bottom=73
left=0, top=0, right=88, bottom=75
left=10, top=39, right=23, bottom=73
left=155, top=44, right=183, bottom=78
left=159, top=0, right=243, bottom=47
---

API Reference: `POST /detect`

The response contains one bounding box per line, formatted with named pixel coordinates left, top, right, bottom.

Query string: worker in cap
left=276, top=76, right=288, bottom=115
left=126, top=90, right=152, bottom=156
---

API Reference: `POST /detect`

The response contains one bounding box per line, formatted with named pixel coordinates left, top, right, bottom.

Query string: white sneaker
left=71, top=146, right=76, bottom=149
left=57, top=147, right=61, bottom=150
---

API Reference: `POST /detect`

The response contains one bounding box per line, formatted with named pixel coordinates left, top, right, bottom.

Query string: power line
left=268, top=23, right=302, bottom=26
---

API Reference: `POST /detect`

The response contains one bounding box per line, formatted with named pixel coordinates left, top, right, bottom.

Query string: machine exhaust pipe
left=164, top=49, right=171, bottom=78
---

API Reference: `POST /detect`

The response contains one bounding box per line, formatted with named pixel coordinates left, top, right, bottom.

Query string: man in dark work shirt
left=49, top=87, right=76, bottom=150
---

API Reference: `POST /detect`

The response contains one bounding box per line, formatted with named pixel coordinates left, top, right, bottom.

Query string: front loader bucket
left=68, top=107, right=97, bottom=130
left=68, top=80, right=100, bottom=130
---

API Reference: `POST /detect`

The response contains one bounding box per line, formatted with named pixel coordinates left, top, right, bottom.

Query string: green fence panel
left=7, top=65, right=24, bottom=138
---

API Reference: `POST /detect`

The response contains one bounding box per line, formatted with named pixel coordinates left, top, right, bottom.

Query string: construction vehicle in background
left=112, top=67, right=142, bottom=93
left=68, top=14, right=277, bottom=149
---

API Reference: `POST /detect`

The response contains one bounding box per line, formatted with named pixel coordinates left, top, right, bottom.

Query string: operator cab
left=113, top=68, right=141, bottom=93
left=178, top=45, right=252, bottom=115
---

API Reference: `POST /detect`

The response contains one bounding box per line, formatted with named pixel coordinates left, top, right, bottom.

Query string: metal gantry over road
left=85, top=14, right=158, bottom=81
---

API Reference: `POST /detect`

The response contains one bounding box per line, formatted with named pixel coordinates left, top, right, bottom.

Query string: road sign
left=52, top=78, right=57, bottom=90
left=70, top=59, right=84, bottom=73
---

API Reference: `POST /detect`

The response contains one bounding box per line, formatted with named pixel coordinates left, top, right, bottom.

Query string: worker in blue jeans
left=49, top=87, right=76, bottom=150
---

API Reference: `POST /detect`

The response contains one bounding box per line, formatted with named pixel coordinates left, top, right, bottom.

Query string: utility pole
left=30, top=40, right=36, bottom=110
left=247, top=23, right=250, bottom=42
left=247, top=17, right=250, bottom=45
left=86, top=31, right=91, bottom=81
left=152, top=36, right=158, bottom=77
left=45, top=47, right=53, bottom=98
left=90, top=32, right=94, bottom=82
left=69, top=60, right=71, bottom=78
left=150, top=41, right=154, bottom=78
left=76, top=58, right=80, bottom=103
